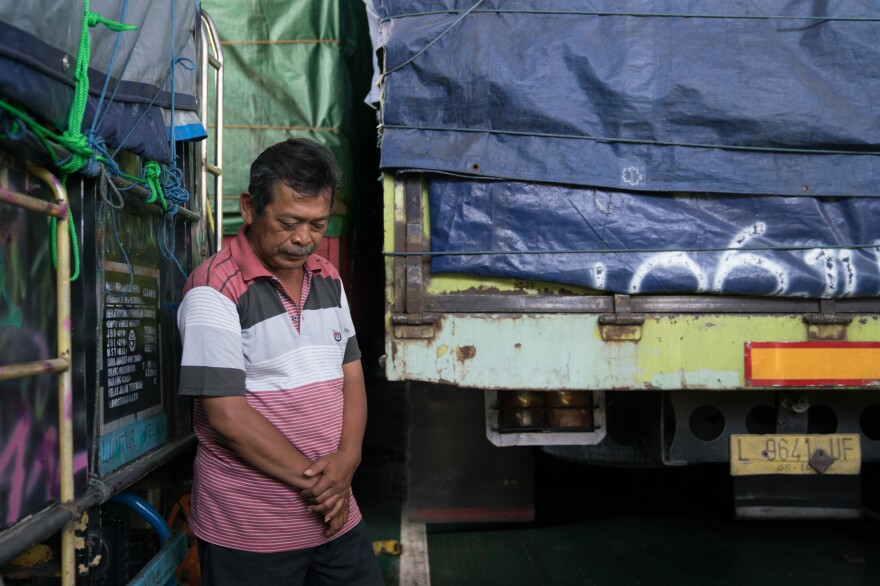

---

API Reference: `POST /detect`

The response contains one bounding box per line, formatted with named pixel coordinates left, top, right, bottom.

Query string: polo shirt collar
left=229, top=224, right=324, bottom=282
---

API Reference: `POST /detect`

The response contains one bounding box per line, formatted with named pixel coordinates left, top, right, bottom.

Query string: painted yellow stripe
left=750, top=347, right=880, bottom=380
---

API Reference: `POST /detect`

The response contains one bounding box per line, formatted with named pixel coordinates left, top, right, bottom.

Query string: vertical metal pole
left=28, top=166, right=75, bottom=585
left=199, top=9, right=224, bottom=252
left=213, top=24, right=224, bottom=252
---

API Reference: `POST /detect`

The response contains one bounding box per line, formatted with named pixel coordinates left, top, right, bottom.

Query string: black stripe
left=204, top=252, right=221, bottom=287
left=237, top=279, right=287, bottom=330
left=303, top=274, right=343, bottom=310
left=343, top=336, right=361, bottom=364
left=218, top=269, right=242, bottom=296
left=178, top=366, right=246, bottom=397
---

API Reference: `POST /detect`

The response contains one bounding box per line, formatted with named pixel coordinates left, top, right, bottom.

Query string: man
left=177, top=138, right=383, bottom=585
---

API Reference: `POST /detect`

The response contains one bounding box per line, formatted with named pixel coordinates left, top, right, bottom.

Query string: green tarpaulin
left=201, top=0, right=374, bottom=236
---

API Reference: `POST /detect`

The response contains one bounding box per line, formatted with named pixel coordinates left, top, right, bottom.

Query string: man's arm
left=301, top=359, right=367, bottom=518
left=202, top=396, right=317, bottom=491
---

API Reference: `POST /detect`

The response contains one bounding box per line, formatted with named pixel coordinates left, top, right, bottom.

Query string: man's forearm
left=338, top=359, right=368, bottom=459
left=203, top=396, right=315, bottom=490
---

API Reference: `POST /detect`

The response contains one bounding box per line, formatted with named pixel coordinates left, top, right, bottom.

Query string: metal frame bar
left=0, top=167, right=74, bottom=583
left=0, top=434, right=195, bottom=567
left=200, top=9, right=224, bottom=253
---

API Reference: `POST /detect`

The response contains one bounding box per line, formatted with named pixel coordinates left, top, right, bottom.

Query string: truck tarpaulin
left=370, top=1, right=880, bottom=297
left=0, top=0, right=204, bottom=165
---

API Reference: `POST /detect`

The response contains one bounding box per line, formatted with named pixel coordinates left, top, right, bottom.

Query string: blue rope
left=1, top=111, right=25, bottom=140
left=157, top=0, right=192, bottom=280
left=80, top=0, right=131, bottom=177
left=97, top=195, right=135, bottom=297
left=157, top=212, right=188, bottom=278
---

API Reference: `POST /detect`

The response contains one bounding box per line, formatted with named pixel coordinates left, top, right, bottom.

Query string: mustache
left=279, top=244, right=315, bottom=256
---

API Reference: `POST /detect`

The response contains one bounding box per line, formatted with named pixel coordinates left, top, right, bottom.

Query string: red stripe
left=747, top=341, right=880, bottom=349
left=748, top=378, right=880, bottom=387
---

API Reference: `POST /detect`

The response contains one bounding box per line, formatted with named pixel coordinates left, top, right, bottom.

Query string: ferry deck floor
left=355, top=378, right=880, bottom=586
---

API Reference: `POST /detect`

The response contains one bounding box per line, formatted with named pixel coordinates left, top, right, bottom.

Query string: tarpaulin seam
left=217, top=124, right=339, bottom=132
left=383, top=244, right=880, bottom=256
left=220, top=40, right=341, bottom=45
left=379, top=10, right=880, bottom=23
left=381, top=124, right=880, bottom=157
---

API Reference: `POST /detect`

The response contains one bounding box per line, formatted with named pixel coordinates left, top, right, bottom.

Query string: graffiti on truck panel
left=623, top=223, right=879, bottom=298
left=0, top=247, right=22, bottom=327
left=0, top=409, right=87, bottom=526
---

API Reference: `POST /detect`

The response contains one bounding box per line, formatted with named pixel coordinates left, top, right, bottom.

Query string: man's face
left=240, top=182, right=332, bottom=277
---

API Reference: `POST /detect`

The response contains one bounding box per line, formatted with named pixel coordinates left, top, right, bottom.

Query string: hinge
left=598, top=294, right=644, bottom=341
left=804, top=299, right=851, bottom=340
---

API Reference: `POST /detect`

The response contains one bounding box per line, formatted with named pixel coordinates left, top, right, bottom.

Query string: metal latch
left=392, top=312, right=436, bottom=339
left=598, top=295, right=644, bottom=342
left=804, top=300, right=851, bottom=340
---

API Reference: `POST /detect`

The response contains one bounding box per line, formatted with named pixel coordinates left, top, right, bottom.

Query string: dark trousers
left=198, top=520, right=384, bottom=586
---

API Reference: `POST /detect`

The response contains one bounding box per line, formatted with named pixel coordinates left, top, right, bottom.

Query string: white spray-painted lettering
left=712, top=223, right=787, bottom=295
left=629, top=252, right=709, bottom=293
left=623, top=222, right=869, bottom=297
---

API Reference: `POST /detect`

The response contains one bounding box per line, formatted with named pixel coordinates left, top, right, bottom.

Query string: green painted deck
left=356, top=376, right=880, bottom=586
left=426, top=461, right=880, bottom=585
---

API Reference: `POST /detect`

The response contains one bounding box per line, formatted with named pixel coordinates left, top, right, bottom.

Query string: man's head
left=240, top=139, right=341, bottom=278
left=245, top=138, right=341, bottom=215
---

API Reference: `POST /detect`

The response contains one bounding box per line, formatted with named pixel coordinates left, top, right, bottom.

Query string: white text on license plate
left=730, top=434, right=861, bottom=476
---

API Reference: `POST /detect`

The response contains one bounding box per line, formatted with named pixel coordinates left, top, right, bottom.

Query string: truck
left=369, top=1, right=880, bottom=521
left=0, top=1, right=224, bottom=583
left=0, top=1, right=377, bottom=583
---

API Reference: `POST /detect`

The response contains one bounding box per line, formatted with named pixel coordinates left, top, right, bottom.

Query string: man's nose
left=289, top=224, right=310, bottom=244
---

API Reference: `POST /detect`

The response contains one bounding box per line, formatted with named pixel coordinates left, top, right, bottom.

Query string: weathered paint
left=99, top=412, right=169, bottom=474
left=385, top=313, right=880, bottom=390
left=383, top=174, right=880, bottom=392
left=9, top=544, right=52, bottom=566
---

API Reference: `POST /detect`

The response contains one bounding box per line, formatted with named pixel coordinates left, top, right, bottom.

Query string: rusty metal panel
left=386, top=313, right=880, bottom=391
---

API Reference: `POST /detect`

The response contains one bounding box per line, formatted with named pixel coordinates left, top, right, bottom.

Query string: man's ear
left=240, top=192, right=254, bottom=224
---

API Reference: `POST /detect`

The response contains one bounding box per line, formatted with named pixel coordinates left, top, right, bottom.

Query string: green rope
left=0, top=100, right=66, bottom=161
left=142, top=161, right=169, bottom=211
left=58, top=0, right=137, bottom=174
left=1, top=98, right=173, bottom=210
left=50, top=214, right=82, bottom=282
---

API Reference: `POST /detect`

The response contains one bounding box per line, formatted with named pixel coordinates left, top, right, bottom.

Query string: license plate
left=730, top=434, right=861, bottom=476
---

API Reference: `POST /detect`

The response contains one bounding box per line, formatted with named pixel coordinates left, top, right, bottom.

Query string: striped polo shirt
left=177, top=225, right=362, bottom=552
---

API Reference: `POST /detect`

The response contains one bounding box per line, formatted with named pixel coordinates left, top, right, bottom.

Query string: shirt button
left=293, top=315, right=299, bottom=321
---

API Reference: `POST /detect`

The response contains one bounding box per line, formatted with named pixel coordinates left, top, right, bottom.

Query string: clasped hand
left=302, top=450, right=360, bottom=536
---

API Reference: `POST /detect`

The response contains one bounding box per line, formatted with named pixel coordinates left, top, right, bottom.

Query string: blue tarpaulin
left=429, top=178, right=880, bottom=298
left=371, top=1, right=880, bottom=297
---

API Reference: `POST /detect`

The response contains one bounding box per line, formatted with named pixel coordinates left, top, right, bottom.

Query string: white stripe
left=400, top=507, right=431, bottom=586
left=246, top=345, right=344, bottom=391
left=179, top=288, right=244, bottom=370
left=178, top=287, right=240, bottom=332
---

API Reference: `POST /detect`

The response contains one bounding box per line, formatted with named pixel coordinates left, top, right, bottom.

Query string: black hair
left=246, top=138, right=341, bottom=215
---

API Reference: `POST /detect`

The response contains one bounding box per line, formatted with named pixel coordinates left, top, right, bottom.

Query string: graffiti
left=712, top=223, right=787, bottom=295
left=623, top=222, right=877, bottom=298
left=0, top=246, right=23, bottom=327
left=0, top=410, right=88, bottom=526
left=804, top=248, right=857, bottom=298
left=629, top=251, right=710, bottom=294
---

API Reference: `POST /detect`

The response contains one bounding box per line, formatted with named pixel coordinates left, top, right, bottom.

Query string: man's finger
left=308, top=493, right=341, bottom=515
left=303, top=459, right=330, bottom=478
left=323, top=495, right=346, bottom=523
